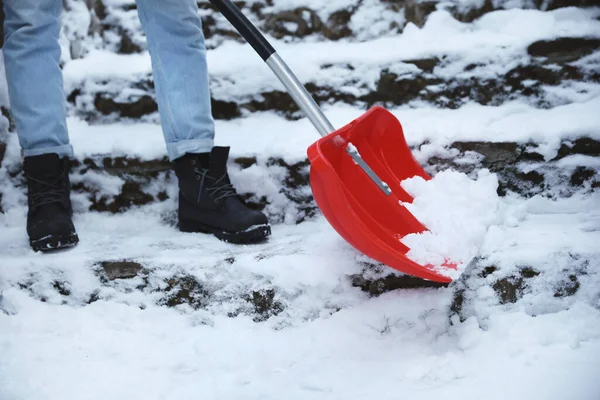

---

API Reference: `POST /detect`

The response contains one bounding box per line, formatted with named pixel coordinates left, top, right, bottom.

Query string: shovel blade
left=307, top=106, right=456, bottom=283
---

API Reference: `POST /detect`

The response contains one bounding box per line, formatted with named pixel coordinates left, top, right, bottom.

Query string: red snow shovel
left=211, top=0, right=456, bottom=283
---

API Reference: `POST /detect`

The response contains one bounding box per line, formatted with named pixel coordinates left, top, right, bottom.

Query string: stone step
left=61, top=29, right=600, bottom=123
left=2, top=129, right=597, bottom=223
left=69, top=0, right=597, bottom=56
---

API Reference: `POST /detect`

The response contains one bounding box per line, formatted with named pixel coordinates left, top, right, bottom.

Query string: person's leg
left=3, top=0, right=73, bottom=158
left=3, top=0, right=78, bottom=251
left=135, top=0, right=270, bottom=243
left=135, top=0, right=215, bottom=161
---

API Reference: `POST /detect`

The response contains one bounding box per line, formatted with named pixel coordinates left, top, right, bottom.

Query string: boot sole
left=179, top=220, right=271, bottom=244
left=31, top=232, right=79, bottom=252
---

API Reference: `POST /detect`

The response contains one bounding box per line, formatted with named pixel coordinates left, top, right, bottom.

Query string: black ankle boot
left=174, top=146, right=271, bottom=244
left=23, top=153, right=79, bottom=252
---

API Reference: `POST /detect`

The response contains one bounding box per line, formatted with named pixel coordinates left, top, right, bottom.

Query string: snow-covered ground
left=1, top=190, right=599, bottom=400
left=1, top=1, right=599, bottom=399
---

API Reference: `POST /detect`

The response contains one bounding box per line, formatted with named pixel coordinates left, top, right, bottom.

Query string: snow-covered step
left=5, top=98, right=600, bottom=164
left=1, top=169, right=598, bottom=319
left=75, top=0, right=595, bottom=54
left=62, top=8, right=600, bottom=122
left=1, top=98, right=598, bottom=226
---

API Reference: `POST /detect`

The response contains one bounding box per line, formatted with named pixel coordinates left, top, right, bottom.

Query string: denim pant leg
left=2, top=0, right=73, bottom=158
left=135, top=0, right=215, bottom=161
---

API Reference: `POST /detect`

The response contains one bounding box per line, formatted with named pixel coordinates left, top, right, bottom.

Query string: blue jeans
left=2, top=0, right=215, bottom=161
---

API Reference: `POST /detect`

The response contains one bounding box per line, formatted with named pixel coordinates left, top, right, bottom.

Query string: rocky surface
left=101, top=260, right=144, bottom=280
left=63, top=33, right=600, bottom=124
left=449, top=252, right=590, bottom=324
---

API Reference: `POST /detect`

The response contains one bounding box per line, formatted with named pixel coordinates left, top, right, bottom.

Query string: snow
left=1, top=1, right=600, bottom=399
left=62, top=8, right=600, bottom=101
left=400, top=169, right=503, bottom=279
left=63, top=51, right=152, bottom=83
left=401, top=98, right=600, bottom=161
left=1, top=247, right=600, bottom=399
left=54, top=97, right=600, bottom=162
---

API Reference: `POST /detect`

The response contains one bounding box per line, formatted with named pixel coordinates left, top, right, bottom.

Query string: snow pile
left=400, top=169, right=503, bottom=279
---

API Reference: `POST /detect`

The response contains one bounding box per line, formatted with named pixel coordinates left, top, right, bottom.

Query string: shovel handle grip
left=208, top=0, right=275, bottom=61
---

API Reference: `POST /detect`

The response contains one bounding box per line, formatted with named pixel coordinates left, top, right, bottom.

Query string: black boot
left=174, top=146, right=271, bottom=244
left=23, top=153, right=79, bottom=252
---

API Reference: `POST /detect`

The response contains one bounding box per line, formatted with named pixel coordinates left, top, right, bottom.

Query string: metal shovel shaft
left=265, top=54, right=335, bottom=137
left=208, top=0, right=392, bottom=196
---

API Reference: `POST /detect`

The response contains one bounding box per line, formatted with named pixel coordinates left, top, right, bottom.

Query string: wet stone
left=492, top=276, right=524, bottom=304
left=245, top=289, right=285, bottom=322
left=268, top=158, right=311, bottom=189
left=554, top=274, right=580, bottom=298
left=234, top=156, right=258, bottom=169
left=264, top=7, right=324, bottom=39
left=505, top=64, right=563, bottom=86
left=81, top=180, right=156, bottom=213
left=97, top=156, right=171, bottom=176
left=496, top=167, right=546, bottom=197
left=102, top=261, right=143, bottom=280
left=159, top=276, right=208, bottom=309
left=543, top=0, right=600, bottom=9
left=520, top=267, right=541, bottom=279
left=404, top=57, right=440, bottom=73
left=94, top=93, right=158, bottom=119
left=324, top=9, right=354, bottom=40
left=570, top=166, right=596, bottom=186
left=404, top=0, right=439, bottom=28
left=87, top=291, right=100, bottom=304
left=370, top=70, right=436, bottom=106
left=527, top=37, right=600, bottom=63
left=72, top=156, right=173, bottom=214
left=53, top=281, right=71, bottom=296
left=350, top=273, right=448, bottom=296
left=118, top=30, right=142, bottom=54
left=451, top=142, right=520, bottom=169
left=479, top=265, right=498, bottom=278
left=211, top=98, right=241, bottom=120
left=449, top=288, right=466, bottom=322
left=555, top=137, right=600, bottom=159
left=244, top=90, right=301, bottom=115
left=0, top=142, right=5, bottom=169
left=452, top=0, right=495, bottom=23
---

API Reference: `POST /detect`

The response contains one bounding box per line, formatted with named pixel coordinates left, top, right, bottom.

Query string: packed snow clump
left=400, top=169, right=504, bottom=279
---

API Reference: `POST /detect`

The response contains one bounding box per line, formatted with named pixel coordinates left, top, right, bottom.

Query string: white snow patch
left=399, top=169, right=503, bottom=279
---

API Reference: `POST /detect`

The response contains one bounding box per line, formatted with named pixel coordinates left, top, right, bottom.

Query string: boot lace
left=27, top=174, right=67, bottom=208
left=194, top=168, right=238, bottom=202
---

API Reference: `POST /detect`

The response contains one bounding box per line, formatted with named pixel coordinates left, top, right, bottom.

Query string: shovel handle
left=207, top=0, right=275, bottom=61
left=209, top=0, right=392, bottom=196
left=208, top=0, right=336, bottom=137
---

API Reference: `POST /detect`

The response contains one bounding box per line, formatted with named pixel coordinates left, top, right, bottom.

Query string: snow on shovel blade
left=307, top=106, right=457, bottom=283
